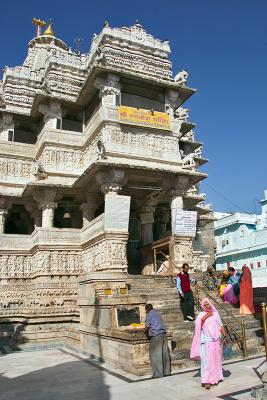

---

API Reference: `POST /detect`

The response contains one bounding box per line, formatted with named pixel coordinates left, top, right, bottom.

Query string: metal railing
left=262, top=302, right=267, bottom=360
left=194, top=283, right=248, bottom=358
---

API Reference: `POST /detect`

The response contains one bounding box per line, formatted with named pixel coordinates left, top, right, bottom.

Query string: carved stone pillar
left=94, top=73, right=121, bottom=108
left=0, top=208, right=7, bottom=234
left=96, top=169, right=126, bottom=197
left=41, top=203, right=57, bottom=228
left=165, top=89, right=180, bottom=119
left=25, top=203, right=42, bottom=228
left=170, top=191, right=183, bottom=235
left=80, top=193, right=98, bottom=226
left=140, top=206, right=155, bottom=246
left=0, top=112, right=14, bottom=141
left=170, top=176, right=189, bottom=234
left=38, top=100, right=62, bottom=129
left=33, top=189, right=57, bottom=228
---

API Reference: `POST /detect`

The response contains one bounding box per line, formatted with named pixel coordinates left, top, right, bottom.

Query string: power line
left=202, top=182, right=251, bottom=214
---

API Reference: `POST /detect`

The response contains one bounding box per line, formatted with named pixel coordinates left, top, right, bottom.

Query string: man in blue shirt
left=145, top=303, right=171, bottom=378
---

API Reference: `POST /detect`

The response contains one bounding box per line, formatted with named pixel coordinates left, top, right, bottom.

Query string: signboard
left=118, top=106, right=170, bottom=131
left=104, top=195, right=131, bottom=231
left=174, top=210, right=197, bottom=237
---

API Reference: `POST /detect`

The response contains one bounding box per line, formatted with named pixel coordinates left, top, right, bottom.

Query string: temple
left=0, top=19, right=219, bottom=373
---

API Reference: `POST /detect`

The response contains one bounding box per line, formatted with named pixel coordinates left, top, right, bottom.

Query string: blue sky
left=1, top=0, right=266, bottom=213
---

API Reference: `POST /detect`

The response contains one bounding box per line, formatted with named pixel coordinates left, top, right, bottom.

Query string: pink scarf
left=190, top=298, right=221, bottom=360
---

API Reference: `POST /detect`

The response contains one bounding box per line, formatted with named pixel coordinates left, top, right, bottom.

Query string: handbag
left=223, top=336, right=233, bottom=359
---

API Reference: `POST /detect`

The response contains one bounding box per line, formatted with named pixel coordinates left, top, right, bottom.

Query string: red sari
left=240, top=265, right=255, bottom=315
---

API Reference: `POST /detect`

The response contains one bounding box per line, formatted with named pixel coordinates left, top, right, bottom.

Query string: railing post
left=194, top=284, right=200, bottom=310
left=240, top=318, right=248, bottom=358
left=262, top=302, right=267, bottom=360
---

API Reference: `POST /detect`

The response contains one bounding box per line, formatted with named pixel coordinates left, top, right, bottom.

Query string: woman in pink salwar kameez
left=190, top=298, right=227, bottom=390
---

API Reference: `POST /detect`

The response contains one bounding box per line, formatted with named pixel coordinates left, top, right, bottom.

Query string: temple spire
left=32, top=17, right=46, bottom=37
left=43, top=20, right=55, bottom=37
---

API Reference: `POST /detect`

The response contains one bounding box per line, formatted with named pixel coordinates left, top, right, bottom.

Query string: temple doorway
left=4, top=205, right=34, bottom=234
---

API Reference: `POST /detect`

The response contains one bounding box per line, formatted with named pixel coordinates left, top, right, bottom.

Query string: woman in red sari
left=240, top=265, right=255, bottom=315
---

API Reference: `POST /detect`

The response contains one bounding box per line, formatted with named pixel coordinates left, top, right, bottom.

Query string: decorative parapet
left=0, top=110, right=183, bottom=190
left=0, top=215, right=128, bottom=278
left=0, top=156, right=32, bottom=181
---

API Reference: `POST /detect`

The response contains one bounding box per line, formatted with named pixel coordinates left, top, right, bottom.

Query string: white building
left=214, top=190, right=267, bottom=288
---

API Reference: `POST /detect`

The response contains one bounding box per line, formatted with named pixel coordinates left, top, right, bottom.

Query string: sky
left=0, top=0, right=266, bottom=213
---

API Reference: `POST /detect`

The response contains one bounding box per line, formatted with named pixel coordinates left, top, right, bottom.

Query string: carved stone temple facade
left=0, top=21, right=212, bottom=373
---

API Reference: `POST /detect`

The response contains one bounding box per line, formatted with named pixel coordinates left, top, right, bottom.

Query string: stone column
left=96, top=169, right=126, bottom=198
left=94, top=73, right=121, bottom=108
left=170, top=176, right=190, bottom=234
left=170, top=191, right=183, bottom=235
left=25, top=203, right=42, bottom=229
left=140, top=206, right=155, bottom=246
left=40, top=203, right=57, bottom=228
left=33, top=189, right=57, bottom=228
left=80, top=193, right=99, bottom=226
left=0, top=113, right=14, bottom=141
left=38, top=100, right=62, bottom=129
left=0, top=208, right=7, bottom=234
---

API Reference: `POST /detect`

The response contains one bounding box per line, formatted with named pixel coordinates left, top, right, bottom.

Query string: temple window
left=4, top=205, right=34, bottom=234
left=121, top=82, right=165, bottom=112
left=57, top=105, right=83, bottom=133
left=54, top=197, right=83, bottom=229
left=9, top=116, right=43, bottom=144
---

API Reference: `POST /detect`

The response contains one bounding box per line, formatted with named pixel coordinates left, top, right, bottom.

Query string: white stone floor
left=0, top=349, right=265, bottom=400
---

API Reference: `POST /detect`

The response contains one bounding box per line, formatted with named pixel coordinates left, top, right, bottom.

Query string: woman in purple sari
left=190, top=298, right=227, bottom=389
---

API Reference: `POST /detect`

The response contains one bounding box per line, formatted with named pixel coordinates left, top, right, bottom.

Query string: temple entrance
left=126, top=204, right=172, bottom=275
left=4, top=205, right=34, bottom=234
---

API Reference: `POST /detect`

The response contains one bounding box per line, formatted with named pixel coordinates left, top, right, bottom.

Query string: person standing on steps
left=190, top=298, right=227, bottom=390
left=176, top=263, right=195, bottom=322
left=145, top=303, right=171, bottom=378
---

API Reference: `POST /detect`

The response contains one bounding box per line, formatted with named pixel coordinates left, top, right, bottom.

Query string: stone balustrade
left=81, top=214, right=105, bottom=244
left=0, top=214, right=128, bottom=278
left=0, top=107, right=181, bottom=188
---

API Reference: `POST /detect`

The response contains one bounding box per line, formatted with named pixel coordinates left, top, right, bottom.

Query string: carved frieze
left=83, top=239, right=127, bottom=273
left=103, top=125, right=178, bottom=153
left=0, top=157, right=32, bottom=179
left=40, top=147, right=84, bottom=171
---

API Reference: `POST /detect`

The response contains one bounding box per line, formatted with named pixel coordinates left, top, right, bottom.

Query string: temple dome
left=28, top=22, right=68, bottom=51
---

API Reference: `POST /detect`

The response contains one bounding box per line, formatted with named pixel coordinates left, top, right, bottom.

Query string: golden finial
left=32, top=17, right=46, bottom=37
left=43, top=20, right=55, bottom=37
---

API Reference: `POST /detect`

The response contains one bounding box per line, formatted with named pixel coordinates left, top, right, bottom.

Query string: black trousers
left=180, top=290, right=195, bottom=320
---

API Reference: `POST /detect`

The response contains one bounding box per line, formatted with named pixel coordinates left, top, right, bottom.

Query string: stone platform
left=0, top=349, right=265, bottom=400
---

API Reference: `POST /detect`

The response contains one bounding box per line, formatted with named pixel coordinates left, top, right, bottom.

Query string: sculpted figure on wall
left=174, top=107, right=189, bottom=122
left=174, top=69, right=188, bottom=86
left=31, top=158, right=47, bottom=179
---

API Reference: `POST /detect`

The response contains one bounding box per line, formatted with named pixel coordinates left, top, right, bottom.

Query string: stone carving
left=0, top=158, right=32, bottom=179
left=31, top=158, right=47, bottom=179
left=181, top=152, right=196, bottom=169
left=105, top=125, right=178, bottom=152
left=0, top=255, right=32, bottom=278
left=0, top=112, right=12, bottom=130
left=174, top=69, right=188, bottom=86
left=41, top=147, right=83, bottom=171
left=183, top=130, right=195, bottom=141
left=174, top=241, right=193, bottom=264
left=97, top=139, right=107, bottom=159
left=174, top=107, right=189, bottom=122
left=194, top=147, right=202, bottom=157
left=83, top=239, right=127, bottom=273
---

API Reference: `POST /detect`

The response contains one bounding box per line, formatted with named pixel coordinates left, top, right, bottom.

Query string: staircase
left=126, top=275, right=264, bottom=372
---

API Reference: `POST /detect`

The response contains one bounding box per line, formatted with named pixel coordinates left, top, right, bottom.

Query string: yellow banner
left=118, top=106, right=170, bottom=131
